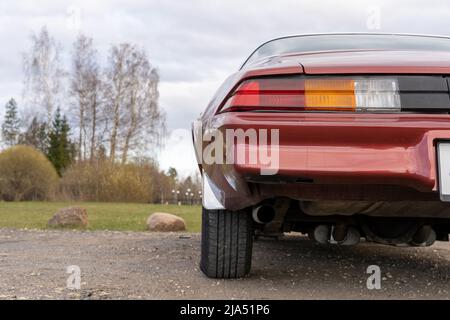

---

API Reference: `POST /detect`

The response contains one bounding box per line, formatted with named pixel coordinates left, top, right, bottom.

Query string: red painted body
left=196, top=48, right=450, bottom=212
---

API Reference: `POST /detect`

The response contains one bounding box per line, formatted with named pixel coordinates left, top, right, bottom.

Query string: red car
left=192, top=33, right=450, bottom=278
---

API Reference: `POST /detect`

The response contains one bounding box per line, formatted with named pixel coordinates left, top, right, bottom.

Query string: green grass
left=0, top=202, right=202, bottom=232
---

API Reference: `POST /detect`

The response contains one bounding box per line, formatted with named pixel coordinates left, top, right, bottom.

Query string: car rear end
left=196, top=34, right=450, bottom=278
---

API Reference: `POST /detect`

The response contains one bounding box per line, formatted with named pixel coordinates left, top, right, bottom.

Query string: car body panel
left=277, top=50, right=450, bottom=74
left=201, top=112, right=450, bottom=211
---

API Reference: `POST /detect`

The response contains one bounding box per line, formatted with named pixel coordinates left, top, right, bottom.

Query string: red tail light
left=221, top=77, right=306, bottom=112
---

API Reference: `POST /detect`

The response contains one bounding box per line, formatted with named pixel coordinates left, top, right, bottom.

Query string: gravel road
left=0, top=228, right=449, bottom=299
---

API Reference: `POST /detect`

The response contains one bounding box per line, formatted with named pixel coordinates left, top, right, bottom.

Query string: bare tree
left=120, top=48, right=164, bottom=163
left=23, top=28, right=164, bottom=164
left=22, top=26, right=65, bottom=124
left=103, top=44, right=129, bottom=162
left=104, top=43, right=165, bottom=163
left=70, top=34, right=102, bottom=161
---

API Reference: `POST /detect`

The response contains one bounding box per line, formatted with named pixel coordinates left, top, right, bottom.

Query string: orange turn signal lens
left=304, top=79, right=356, bottom=111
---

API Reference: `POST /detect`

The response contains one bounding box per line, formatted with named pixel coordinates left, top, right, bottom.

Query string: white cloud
left=157, top=128, right=197, bottom=178
left=159, top=79, right=223, bottom=128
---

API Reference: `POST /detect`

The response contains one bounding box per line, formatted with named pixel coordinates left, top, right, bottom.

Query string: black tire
left=200, top=207, right=253, bottom=278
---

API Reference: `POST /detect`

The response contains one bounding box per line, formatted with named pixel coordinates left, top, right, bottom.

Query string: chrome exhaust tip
left=252, top=205, right=276, bottom=224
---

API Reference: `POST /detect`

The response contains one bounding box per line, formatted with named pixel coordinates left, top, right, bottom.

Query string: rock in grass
left=147, top=212, right=186, bottom=232
left=47, top=207, right=88, bottom=229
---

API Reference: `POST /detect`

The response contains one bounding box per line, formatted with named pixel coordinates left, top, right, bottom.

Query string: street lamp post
left=172, top=189, right=180, bottom=205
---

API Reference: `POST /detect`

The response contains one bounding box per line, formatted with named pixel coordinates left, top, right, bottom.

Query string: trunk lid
left=287, top=50, right=450, bottom=74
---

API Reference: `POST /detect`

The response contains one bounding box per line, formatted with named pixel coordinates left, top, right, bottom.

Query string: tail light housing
left=220, top=76, right=401, bottom=113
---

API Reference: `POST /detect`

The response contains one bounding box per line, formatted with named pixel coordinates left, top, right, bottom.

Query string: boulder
left=147, top=212, right=186, bottom=232
left=47, top=206, right=88, bottom=229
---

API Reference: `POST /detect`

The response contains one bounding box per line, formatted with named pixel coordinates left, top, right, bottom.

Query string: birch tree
left=104, top=44, right=129, bottom=162
left=22, top=26, right=65, bottom=124
left=70, top=34, right=102, bottom=161
left=104, top=43, right=164, bottom=163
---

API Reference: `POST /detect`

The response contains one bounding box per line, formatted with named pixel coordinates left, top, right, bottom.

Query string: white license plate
left=437, top=142, right=450, bottom=201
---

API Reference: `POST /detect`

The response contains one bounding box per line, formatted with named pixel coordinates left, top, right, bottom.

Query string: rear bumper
left=199, top=112, right=450, bottom=210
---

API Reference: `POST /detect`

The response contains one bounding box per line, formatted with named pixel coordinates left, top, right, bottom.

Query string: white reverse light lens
left=354, top=78, right=401, bottom=112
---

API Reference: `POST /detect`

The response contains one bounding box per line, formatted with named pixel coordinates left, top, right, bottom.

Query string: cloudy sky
left=1, top=0, right=450, bottom=176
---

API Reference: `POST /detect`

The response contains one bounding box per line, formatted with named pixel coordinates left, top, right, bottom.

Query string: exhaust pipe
left=311, top=224, right=360, bottom=245
left=252, top=205, right=276, bottom=224
left=311, top=225, right=331, bottom=244
left=341, top=227, right=361, bottom=245
left=411, top=225, right=436, bottom=246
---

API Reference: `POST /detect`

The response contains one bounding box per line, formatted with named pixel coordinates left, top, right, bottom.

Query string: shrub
left=0, top=145, right=59, bottom=201
left=59, top=159, right=161, bottom=203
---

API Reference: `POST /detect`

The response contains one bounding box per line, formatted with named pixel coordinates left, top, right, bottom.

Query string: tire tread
left=200, top=208, right=253, bottom=278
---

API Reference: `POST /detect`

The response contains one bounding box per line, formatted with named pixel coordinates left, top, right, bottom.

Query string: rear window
left=243, top=34, right=450, bottom=67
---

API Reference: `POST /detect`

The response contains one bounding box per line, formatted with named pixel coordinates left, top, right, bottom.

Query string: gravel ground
left=0, top=228, right=449, bottom=299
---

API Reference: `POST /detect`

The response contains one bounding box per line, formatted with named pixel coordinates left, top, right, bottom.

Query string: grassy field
left=0, top=202, right=202, bottom=232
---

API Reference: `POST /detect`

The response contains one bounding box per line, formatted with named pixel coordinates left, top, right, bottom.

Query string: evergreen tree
left=19, top=117, right=48, bottom=153
left=1, top=98, right=21, bottom=146
left=47, top=108, right=73, bottom=175
left=167, top=167, right=178, bottom=181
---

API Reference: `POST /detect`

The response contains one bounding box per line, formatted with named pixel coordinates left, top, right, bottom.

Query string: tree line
left=5, top=27, right=164, bottom=166
left=0, top=26, right=200, bottom=203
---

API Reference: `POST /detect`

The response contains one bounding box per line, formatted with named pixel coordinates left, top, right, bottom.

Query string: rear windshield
left=243, top=34, right=450, bottom=67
